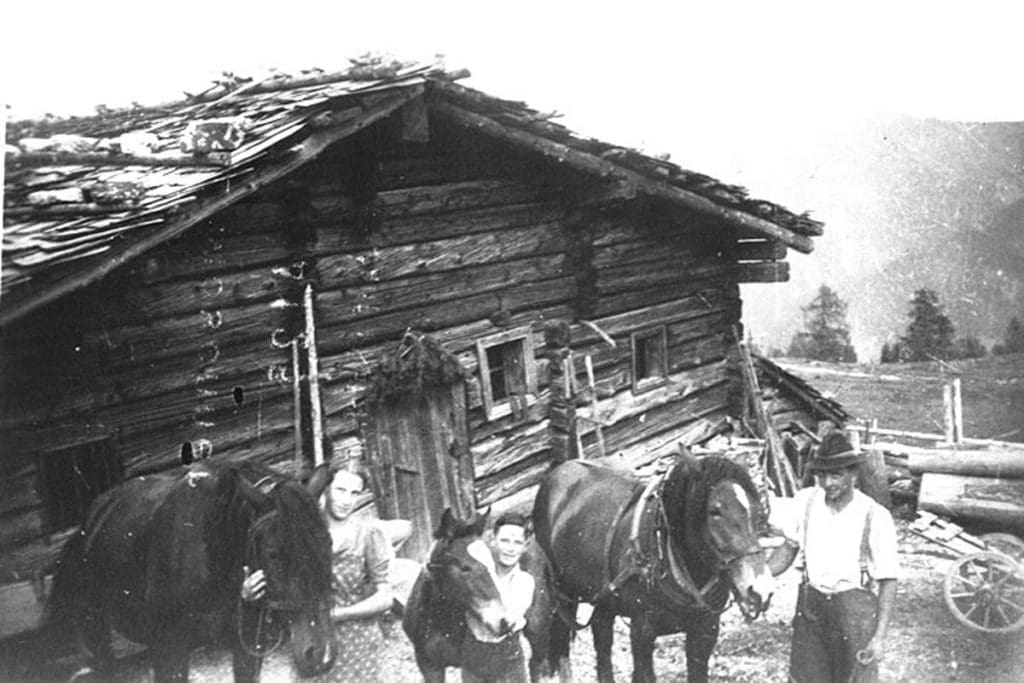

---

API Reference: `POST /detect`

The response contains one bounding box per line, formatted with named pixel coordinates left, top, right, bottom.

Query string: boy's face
left=493, top=523, right=527, bottom=569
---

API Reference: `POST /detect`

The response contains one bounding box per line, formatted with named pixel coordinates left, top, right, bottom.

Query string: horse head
left=666, top=449, right=774, bottom=620
left=235, top=464, right=335, bottom=677
left=426, top=507, right=511, bottom=641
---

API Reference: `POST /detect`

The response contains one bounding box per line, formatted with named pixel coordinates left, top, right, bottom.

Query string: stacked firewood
left=861, top=433, right=1024, bottom=529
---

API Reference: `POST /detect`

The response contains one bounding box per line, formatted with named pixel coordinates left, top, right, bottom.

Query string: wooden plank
left=731, top=261, right=789, bottom=283
left=475, top=452, right=551, bottom=507
left=569, top=288, right=736, bottom=346
left=594, top=273, right=739, bottom=317
left=471, top=421, right=551, bottom=478
left=601, top=383, right=732, bottom=455
left=918, top=473, right=1024, bottom=528
left=430, top=101, right=815, bottom=254
left=727, top=240, right=788, bottom=261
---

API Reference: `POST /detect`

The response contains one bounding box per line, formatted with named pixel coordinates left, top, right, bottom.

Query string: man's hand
left=241, top=565, right=267, bottom=602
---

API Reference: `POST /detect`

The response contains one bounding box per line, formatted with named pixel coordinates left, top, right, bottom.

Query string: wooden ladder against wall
left=571, top=353, right=607, bottom=459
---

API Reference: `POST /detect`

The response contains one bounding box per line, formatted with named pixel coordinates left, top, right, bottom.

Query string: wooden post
left=584, top=355, right=606, bottom=458
left=734, top=336, right=796, bottom=496
left=304, top=284, right=325, bottom=467
left=943, top=383, right=955, bottom=444
left=292, top=339, right=304, bottom=467
left=952, top=378, right=963, bottom=444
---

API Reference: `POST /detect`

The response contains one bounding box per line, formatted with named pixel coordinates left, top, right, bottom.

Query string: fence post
left=952, top=378, right=963, bottom=444
left=943, top=383, right=955, bottom=444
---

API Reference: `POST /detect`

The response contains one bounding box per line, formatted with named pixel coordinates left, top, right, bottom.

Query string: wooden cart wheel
left=943, top=552, right=1024, bottom=634
left=981, top=533, right=1024, bottom=562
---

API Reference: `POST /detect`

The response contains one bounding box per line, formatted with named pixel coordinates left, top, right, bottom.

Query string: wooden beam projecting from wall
left=1, top=86, right=425, bottom=326
left=430, top=101, right=814, bottom=254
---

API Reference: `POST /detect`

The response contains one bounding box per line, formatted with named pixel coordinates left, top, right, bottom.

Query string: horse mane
left=662, top=454, right=767, bottom=569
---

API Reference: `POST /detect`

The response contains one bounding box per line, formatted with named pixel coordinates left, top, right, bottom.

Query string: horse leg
left=80, top=611, right=115, bottom=678
left=627, top=614, right=659, bottom=683
left=231, top=647, right=263, bottom=683
left=591, top=603, right=616, bottom=683
left=546, top=603, right=575, bottom=683
left=683, top=615, right=721, bottom=683
left=151, top=637, right=190, bottom=683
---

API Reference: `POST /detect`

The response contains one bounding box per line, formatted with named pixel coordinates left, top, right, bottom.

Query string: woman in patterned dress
left=243, top=462, right=394, bottom=682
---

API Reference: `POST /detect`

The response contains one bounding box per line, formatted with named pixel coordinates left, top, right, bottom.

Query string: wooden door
left=363, top=383, right=474, bottom=561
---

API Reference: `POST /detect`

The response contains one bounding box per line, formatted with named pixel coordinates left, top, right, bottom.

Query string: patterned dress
left=312, top=517, right=391, bottom=683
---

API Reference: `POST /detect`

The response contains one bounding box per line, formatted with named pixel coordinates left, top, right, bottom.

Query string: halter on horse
left=531, top=449, right=777, bottom=683
left=403, top=508, right=525, bottom=682
left=47, top=461, right=335, bottom=683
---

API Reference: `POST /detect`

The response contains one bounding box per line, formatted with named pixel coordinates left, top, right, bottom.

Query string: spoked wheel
left=943, top=552, right=1024, bottom=634
left=981, top=533, right=1024, bottom=562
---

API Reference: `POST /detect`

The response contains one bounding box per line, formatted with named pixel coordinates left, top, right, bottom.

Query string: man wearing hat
left=778, top=431, right=900, bottom=683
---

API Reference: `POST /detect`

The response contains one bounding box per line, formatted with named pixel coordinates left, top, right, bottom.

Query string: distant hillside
left=741, top=115, right=1024, bottom=360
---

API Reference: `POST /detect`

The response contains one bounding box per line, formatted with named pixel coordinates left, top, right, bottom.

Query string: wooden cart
left=909, top=510, right=1024, bottom=634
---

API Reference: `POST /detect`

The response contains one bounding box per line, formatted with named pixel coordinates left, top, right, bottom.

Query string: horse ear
left=306, top=463, right=332, bottom=500
left=675, top=444, right=701, bottom=472
left=472, top=507, right=491, bottom=536
left=238, top=478, right=268, bottom=509
left=435, top=508, right=457, bottom=539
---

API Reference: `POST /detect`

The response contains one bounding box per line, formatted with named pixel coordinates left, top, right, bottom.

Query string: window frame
left=476, top=326, right=538, bottom=421
left=630, top=325, right=669, bottom=393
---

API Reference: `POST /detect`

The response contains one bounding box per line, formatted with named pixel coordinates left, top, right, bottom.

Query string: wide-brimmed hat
left=807, top=432, right=863, bottom=472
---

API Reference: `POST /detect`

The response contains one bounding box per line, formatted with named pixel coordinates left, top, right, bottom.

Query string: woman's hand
left=241, top=565, right=267, bottom=602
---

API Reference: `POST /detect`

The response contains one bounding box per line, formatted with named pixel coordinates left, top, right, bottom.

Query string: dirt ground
left=8, top=511, right=1021, bottom=682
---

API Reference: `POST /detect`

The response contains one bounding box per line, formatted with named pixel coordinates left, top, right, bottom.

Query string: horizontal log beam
left=430, top=101, right=814, bottom=254
left=731, top=261, right=789, bottom=283
left=907, top=447, right=1024, bottom=478
left=918, top=473, right=1024, bottom=528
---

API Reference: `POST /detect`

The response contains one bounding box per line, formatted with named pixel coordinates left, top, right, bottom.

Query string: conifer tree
left=787, top=285, right=858, bottom=362
left=901, top=289, right=955, bottom=361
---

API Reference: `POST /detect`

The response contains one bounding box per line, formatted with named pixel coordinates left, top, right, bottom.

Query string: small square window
left=37, top=438, right=122, bottom=532
left=477, top=327, right=538, bottom=420
left=631, top=326, right=668, bottom=393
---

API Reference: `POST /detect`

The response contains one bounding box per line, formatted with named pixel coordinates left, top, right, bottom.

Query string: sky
left=4, top=0, right=1024, bottom=355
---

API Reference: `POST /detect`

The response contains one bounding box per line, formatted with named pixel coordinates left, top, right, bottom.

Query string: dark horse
left=403, top=507, right=528, bottom=682
left=531, top=450, right=780, bottom=683
left=48, top=460, right=336, bottom=682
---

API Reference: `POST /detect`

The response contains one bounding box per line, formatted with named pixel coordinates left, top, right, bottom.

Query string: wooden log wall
left=553, top=198, right=744, bottom=473
left=0, top=111, right=769, bottom=586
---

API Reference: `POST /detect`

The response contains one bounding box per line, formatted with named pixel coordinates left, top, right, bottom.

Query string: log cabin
left=1, top=57, right=823, bottom=635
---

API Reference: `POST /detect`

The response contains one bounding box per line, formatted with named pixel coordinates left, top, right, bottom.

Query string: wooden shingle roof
left=3, top=57, right=823, bottom=325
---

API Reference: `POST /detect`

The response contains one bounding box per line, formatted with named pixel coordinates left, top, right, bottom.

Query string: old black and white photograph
left=3, top=2, right=1024, bottom=681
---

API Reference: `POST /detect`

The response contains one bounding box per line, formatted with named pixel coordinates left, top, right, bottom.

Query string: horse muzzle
left=288, top=609, right=335, bottom=677
left=728, top=556, right=775, bottom=621
left=466, top=602, right=513, bottom=642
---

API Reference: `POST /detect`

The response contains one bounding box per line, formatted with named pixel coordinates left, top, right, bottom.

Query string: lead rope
left=236, top=598, right=285, bottom=657
left=236, top=509, right=286, bottom=657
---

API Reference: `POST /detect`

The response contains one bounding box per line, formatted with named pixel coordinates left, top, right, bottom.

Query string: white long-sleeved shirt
left=783, top=487, right=900, bottom=594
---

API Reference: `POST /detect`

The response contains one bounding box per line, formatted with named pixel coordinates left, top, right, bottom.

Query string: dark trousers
left=460, top=632, right=528, bottom=683
left=790, top=584, right=879, bottom=683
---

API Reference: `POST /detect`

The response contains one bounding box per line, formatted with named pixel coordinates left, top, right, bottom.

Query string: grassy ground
left=774, top=352, right=1024, bottom=443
